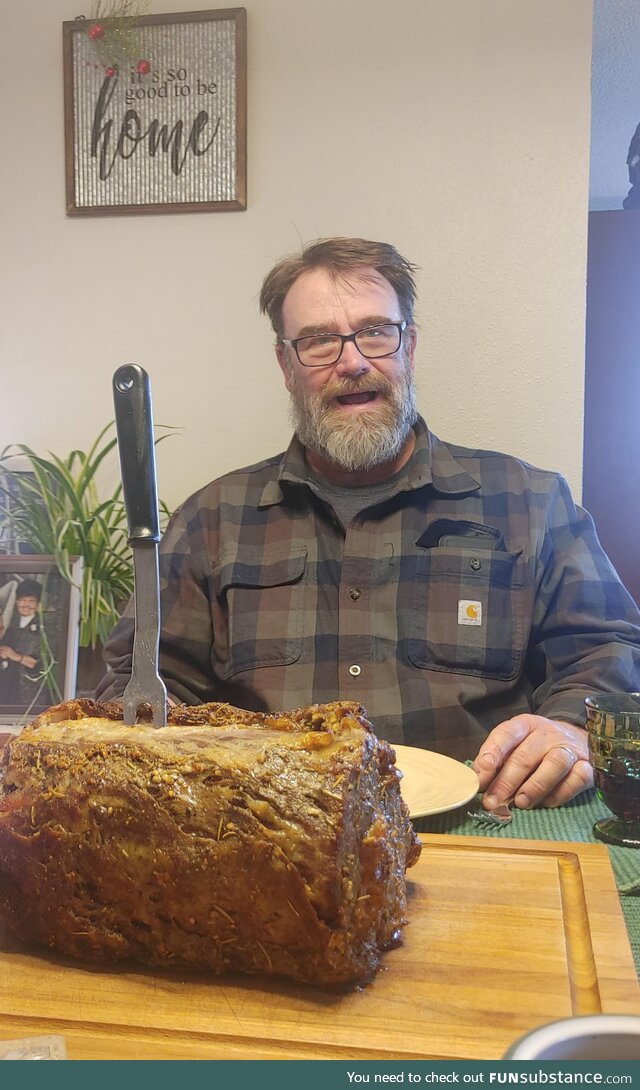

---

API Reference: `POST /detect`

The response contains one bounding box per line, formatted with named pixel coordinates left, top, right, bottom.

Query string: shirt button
left=348, top=664, right=361, bottom=677
left=349, top=587, right=361, bottom=600
left=470, top=558, right=482, bottom=571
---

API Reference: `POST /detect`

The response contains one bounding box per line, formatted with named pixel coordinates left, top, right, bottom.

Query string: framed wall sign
left=0, top=556, right=82, bottom=725
left=63, top=8, right=247, bottom=216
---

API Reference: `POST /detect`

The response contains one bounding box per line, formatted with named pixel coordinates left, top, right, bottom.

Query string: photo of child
left=0, top=558, right=81, bottom=722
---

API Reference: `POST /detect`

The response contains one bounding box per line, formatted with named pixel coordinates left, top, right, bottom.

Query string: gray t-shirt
left=305, top=464, right=406, bottom=529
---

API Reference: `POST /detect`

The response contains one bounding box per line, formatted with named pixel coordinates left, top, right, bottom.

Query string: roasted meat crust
left=0, top=699, right=420, bottom=987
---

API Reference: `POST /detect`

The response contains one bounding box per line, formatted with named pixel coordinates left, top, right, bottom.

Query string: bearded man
left=98, top=237, right=640, bottom=811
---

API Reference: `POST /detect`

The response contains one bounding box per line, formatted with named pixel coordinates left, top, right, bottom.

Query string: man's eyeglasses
left=280, top=320, right=408, bottom=368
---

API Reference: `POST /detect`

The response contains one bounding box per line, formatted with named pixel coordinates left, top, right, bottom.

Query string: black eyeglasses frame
left=280, top=320, right=408, bottom=368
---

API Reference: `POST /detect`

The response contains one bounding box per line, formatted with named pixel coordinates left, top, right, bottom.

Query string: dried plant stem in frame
left=87, top=0, right=151, bottom=71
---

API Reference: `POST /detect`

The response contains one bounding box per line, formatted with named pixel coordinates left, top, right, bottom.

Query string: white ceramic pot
left=504, top=1015, right=640, bottom=1060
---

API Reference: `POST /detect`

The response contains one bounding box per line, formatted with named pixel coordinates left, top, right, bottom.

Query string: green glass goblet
left=585, top=693, right=640, bottom=848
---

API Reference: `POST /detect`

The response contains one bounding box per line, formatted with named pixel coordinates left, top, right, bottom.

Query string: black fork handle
left=113, top=364, right=160, bottom=544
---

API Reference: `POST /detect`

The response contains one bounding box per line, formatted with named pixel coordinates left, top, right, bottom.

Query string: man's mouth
left=335, top=391, right=380, bottom=406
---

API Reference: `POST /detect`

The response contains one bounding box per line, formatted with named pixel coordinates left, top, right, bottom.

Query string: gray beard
left=288, top=363, right=419, bottom=474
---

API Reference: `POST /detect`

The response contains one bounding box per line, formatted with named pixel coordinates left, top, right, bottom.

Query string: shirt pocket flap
left=216, top=544, right=308, bottom=595
left=416, top=519, right=505, bottom=550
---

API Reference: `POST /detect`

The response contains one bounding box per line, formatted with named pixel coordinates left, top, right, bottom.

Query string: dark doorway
left=583, top=209, right=640, bottom=606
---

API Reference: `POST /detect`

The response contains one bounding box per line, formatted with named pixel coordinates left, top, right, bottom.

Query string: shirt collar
left=258, top=416, right=480, bottom=507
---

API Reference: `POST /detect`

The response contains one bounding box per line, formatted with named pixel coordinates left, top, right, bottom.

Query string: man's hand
left=472, top=714, right=593, bottom=810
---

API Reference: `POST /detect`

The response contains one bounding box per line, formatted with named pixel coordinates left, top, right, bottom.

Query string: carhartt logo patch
left=458, top=599, right=482, bottom=626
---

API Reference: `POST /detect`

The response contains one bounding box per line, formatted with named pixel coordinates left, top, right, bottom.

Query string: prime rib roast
left=0, top=698, right=421, bottom=987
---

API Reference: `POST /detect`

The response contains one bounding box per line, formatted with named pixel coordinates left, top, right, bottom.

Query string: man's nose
left=334, top=338, right=370, bottom=377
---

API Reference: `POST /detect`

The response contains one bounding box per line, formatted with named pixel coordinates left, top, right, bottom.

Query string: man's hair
left=259, top=237, right=418, bottom=337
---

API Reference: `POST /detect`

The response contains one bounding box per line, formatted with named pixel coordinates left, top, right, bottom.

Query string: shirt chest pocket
left=214, top=543, right=308, bottom=679
left=407, top=548, right=525, bottom=680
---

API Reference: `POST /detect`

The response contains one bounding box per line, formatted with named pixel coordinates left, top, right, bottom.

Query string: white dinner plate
left=392, top=744, right=480, bottom=819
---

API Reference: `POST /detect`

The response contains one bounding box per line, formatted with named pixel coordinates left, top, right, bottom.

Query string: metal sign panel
left=63, top=8, right=247, bottom=215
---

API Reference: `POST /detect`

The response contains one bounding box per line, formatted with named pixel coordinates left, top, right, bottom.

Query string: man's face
left=276, top=267, right=418, bottom=474
left=16, top=596, right=39, bottom=616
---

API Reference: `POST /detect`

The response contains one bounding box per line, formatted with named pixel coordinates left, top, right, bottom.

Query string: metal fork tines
left=122, top=541, right=167, bottom=727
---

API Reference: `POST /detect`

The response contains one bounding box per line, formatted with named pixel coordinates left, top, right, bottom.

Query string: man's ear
left=276, top=342, right=293, bottom=391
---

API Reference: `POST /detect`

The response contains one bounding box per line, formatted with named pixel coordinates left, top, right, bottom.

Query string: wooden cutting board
left=0, top=834, right=637, bottom=1060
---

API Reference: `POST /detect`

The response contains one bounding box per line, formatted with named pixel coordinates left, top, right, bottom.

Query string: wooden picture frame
left=0, top=556, right=83, bottom=726
left=63, top=8, right=247, bottom=216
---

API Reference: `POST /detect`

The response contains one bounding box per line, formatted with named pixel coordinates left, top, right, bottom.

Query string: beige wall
left=0, top=0, right=592, bottom=510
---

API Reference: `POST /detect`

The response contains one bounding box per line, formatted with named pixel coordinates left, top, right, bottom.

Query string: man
left=98, top=237, right=640, bottom=811
left=0, top=579, right=42, bottom=706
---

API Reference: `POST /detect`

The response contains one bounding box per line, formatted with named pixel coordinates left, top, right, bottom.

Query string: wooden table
left=0, top=835, right=638, bottom=1060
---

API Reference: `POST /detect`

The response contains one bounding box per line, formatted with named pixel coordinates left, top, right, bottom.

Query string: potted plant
left=0, top=423, right=171, bottom=694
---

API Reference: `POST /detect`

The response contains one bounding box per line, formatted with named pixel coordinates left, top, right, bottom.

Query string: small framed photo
left=0, top=557, right=83, bottom=727
left=63, top=7, right=247, bottom=216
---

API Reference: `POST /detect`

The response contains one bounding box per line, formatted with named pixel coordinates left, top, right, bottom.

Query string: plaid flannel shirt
left=98, top=417, right=640, bottom=760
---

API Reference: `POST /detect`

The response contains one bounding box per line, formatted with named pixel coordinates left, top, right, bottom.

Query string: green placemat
left=415, top=788, right=640, bottom=974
